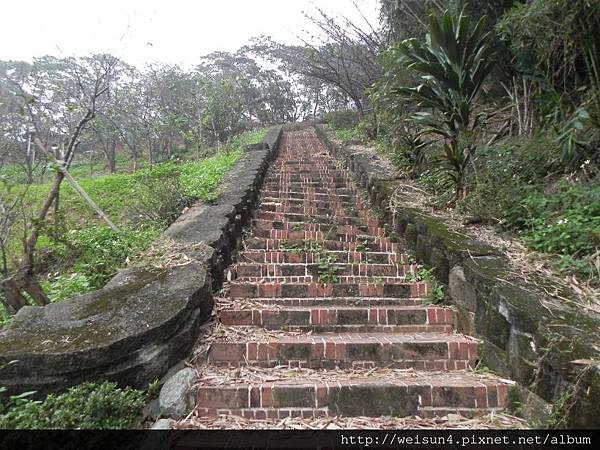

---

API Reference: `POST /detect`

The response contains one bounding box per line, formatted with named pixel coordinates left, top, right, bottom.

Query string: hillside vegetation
left=0, top=129, right=266, bottom=327
left=324, top=0, right=599, bottom=293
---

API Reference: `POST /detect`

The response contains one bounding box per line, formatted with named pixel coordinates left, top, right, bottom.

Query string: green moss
left=0, top=268, right=175, bottom=355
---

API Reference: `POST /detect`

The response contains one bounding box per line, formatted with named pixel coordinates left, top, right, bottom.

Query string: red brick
left=247, top=342, right=258, bottom=360
left=497, top=384, right=509, bottom=407
left=459, top=342, right=469, bottom=360
left=475, top=385, right=488, bottom=409
left=261, top=385, right=273, bottom=407
left=310, top=309, right=319, bottom=324
left=468, top=342, right=478, bottom=360
left=427, top=309, right=437, bottom=325
left=334, top=342, right=346, bottom=360
left=210, top=344, right=243, bottom=362
left=325, top=342, right=335, bottom=359
left=229, top=283, right=258, bottom=298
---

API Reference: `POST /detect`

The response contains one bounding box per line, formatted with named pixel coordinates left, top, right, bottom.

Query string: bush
left=333, top=126, right=360, bottom=143
left=70, top=226, right=160, bottom=288
left=0, top=304, right=11, bottom=328
left=0, top=381, right=147, bottom=429
left=131, top=168, right=192, bottom=226
left=322, top=110, right=360, bottom=130
left=520, top=186, right=600, bottom=257
left=457, top=135, right=599, bottom=281
left=457, top=135, right=560, bottom=228
left=41, top=273, right=93, bottom=303
left=41, top=225, right=161, bottom=299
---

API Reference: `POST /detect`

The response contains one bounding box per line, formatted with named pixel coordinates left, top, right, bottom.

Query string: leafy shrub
left=457, top=135, right=561, bottom=228
left=131, top=169, right=192, bottom=226
left=70, top=226, right=160, bottom=287
left=41, top=273, right=93, bottom=303
left=333, top=126, right=360, bottom=143
left=426, top=282, right=446, bottom=304
left=392, top=9, right=495, bottom=200
left=0, top=304, right=11, bottom=328
left=40, top=226, right=161, bottom=298
left=520, top=186, right=600, bottom=257
left=456, top=135, right=599, bottom=280
left=0, top=381, right=147, bottom=429
left=322, top=110, right=360, bottom=130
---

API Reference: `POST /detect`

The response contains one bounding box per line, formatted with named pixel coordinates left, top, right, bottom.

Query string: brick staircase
left=196, top=129, right=510, bottom=421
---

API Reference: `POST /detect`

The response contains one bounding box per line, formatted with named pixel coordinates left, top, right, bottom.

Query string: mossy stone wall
left=0, top=126, right=283, bottom=397
left=316, top=124, right=600, bottom=428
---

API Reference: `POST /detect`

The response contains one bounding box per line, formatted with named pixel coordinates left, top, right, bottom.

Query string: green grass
left=455, top=135, right=599, bottom=282
left=333, top=126, right=360, bottom=143
left=376, top=131, right=599, bottom=284
left=0, top=127, right=268, bottom=322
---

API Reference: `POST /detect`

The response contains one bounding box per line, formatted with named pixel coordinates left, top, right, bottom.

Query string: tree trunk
left=104, top=138, right=117, bottom=173
left=0, top=244, right=7, bottom=276
left=1, top=267, right=49, bottom=313
left=25, top=133, right=34, bottom=184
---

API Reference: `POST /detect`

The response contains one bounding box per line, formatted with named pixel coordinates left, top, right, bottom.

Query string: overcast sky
left=1, top=0, right=380, bottom=68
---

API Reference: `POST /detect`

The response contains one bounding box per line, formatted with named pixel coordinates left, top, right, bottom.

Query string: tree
left=251, top=4, right=383, bottom=117
left=379, top=0, right=445, bottom=43
left=198, top=74, right=245, bottom=145
left=0, top=54, right=118, bottom=311
left=394, top=9, right=495, bottom=201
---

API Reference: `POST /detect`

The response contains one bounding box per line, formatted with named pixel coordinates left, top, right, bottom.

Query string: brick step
left=228, top=281, right=429, bottom=299
left=276, top=160, right=338, bottom=166
left=251, top=219, right=380, bottom=235
left=240, top=245, right=402, bottom=260
left=262, top=185, right=355, bottom=195
left=269, top=165, right=340, bottom=172
left=257, top=211, right=373, bottom=227
left=258, top=203, right=364, bottom=218
left=262, top=184, right=356, bottom=196
left=261, top=191, right=354, bottom=202
left=219, top=306, right=454, bottom=330
left=260, top=196, right=363, bottom=210
left=234, top=262, right=416, bottom=278
left=235, top=276, right=417, bottom=285
left=208, top=333, right=477, bottom=369
left=272, top=162, right=340, bottom=169
left=217, top=297, right=426, bottom=307
left=265, top=175, right=351, bottom=183
left=275, top=165, right=339, bottom=171
left=195, top=407, right=328, bottom=420
left=264, top=177, right=351, bottom=185
left=263, top=175, right=350, bottom=183
left=250, top=228, right=389, bottom=243
left=196, top=371, right=508, bottom=418
left=230, top=323, right=451, bottom=333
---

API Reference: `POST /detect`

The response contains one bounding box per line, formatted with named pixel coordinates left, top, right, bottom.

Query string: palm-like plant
left=395, top=10, right=495, bottom=201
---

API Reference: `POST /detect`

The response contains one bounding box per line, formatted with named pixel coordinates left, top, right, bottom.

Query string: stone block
left=159, top=367, right=197, bottom=419
left=449, top=266, right=476, bottom=312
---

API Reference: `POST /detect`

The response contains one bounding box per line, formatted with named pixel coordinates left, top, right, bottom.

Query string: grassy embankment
left=330, top=124, right=599, bottom=288
left=0, top=128, right=267, bottom=327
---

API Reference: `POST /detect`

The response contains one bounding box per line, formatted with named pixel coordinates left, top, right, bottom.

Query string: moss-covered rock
left=0, top=262, right=212, bottom=396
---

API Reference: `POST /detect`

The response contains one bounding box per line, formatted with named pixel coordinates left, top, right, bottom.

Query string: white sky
left=1, top=0, right=381, bottom=68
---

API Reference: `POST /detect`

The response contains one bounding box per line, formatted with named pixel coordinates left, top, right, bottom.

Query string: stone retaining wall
left=316, top=124, right=600, bottom=428
left=0, top=126, right=283, bottom=397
